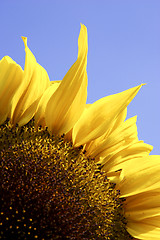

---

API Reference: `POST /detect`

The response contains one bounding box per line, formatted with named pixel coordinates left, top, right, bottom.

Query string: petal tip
left=79, top=23, right=87, bottom=35
left=21, top=36, right=27, bottom=47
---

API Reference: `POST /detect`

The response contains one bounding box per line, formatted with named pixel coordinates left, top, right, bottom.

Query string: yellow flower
left=0, top=24, right=160, bottom=239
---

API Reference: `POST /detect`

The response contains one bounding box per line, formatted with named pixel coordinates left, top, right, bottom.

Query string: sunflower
left=0, top=24, right=160, bottom=239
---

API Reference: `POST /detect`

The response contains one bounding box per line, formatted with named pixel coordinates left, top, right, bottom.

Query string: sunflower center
left=0, top=119, right=132, bottom=240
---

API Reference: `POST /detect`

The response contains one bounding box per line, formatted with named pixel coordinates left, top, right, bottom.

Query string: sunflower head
left=0, top=119, right=132, bottom=239
left=0, top=24, right=160, bottom=240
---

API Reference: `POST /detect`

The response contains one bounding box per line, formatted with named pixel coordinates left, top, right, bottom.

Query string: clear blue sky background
left=0, top=0, right=160, bottom=154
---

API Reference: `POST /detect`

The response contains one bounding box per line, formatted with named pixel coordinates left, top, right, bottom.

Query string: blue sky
left=0, top=0, right=160, bottom=154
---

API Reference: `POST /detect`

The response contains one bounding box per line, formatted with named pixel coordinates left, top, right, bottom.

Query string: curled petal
left=0, top=56, right=23, bottom=124
left=10, top=37, right=50, bottom=126
left=45, top=24, right=88, bottom=135
left=73, top=84, right=144, bottom=147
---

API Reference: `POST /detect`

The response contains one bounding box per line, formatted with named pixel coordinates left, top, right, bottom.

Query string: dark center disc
left=0, top=119, right=132, bottom=240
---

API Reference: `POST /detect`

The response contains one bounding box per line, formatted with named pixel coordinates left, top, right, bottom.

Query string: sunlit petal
left=0, top=56, right=23, bottom=124
left=10, top=37, right=50, bottom=126
left=102, top=142, right=153, bottom=173
left=86, top=112, right=135, bottom=159
left=127, top=219, right=160, bottom=240
left=117, top=155, right=160, bottom=198
left=35, top=82, right=60, bottom=127
left=45, top=24, right=88, bottom=135
left=73, top=84, right=143, bottom=147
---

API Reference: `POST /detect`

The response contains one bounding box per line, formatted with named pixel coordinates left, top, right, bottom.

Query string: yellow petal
left=0, top=56, right=23, bottom=124
left=117, top=155, right=160, bottom=198
left=125, top=191, right=160, bottom=210
left=125, top=192, right=160, bottom=226
left=85, top=108, right=127, bottom=157
left=103, top=141, right=153, bottom=173
left=127, top=218, right=160, bottom=240
left=73, top=84, right=144, bottom=147
left=105, top=170, right=123, bottom=184
left=125, top=194, right=160, bottom=221
left=45, top=24, right=88, bottom=135
left=35, top=82, right=60, bottom=127
left=109, top=107, right=127, bottom=134
left=10, top=37, right=50, bottom=126
left=87, top=115, right=137, bottom=159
